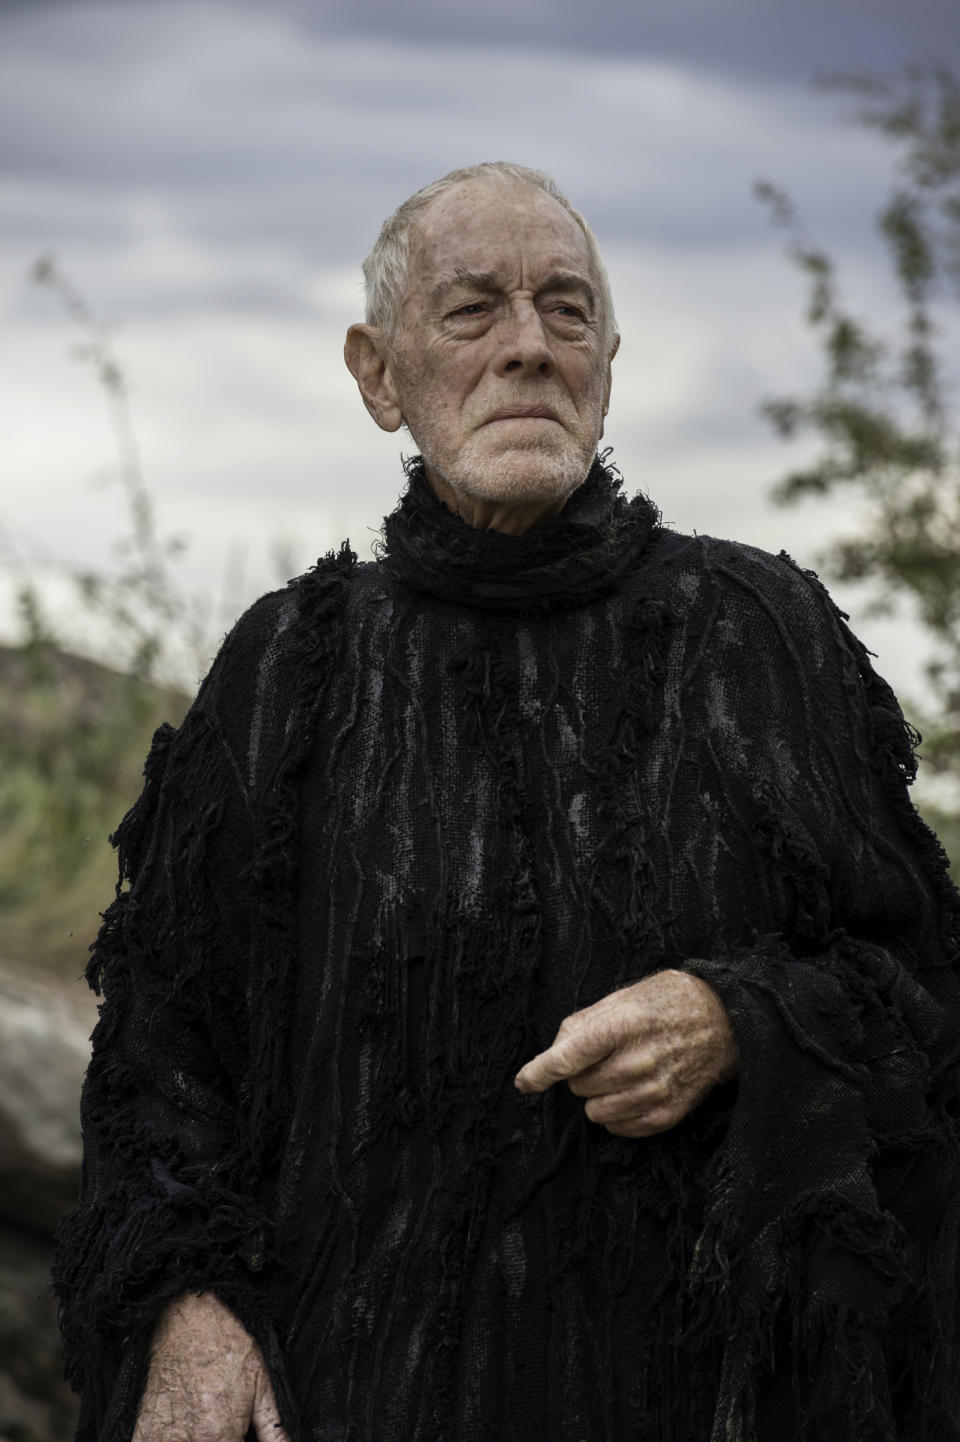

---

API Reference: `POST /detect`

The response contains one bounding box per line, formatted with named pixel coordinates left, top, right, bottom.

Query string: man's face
left=388, top=179, right=617, bottom=517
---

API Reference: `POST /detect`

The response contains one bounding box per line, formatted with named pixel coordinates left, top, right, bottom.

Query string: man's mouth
left=484, top=404, right=561, bottom=423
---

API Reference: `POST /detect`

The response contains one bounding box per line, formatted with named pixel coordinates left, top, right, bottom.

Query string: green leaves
left=756, top=63, right=960, bottom=791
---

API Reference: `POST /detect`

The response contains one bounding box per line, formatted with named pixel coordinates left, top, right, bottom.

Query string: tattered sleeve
left=51, top=643, right=299, bottom=1441
left=679, top=549, right=960, bottom=1440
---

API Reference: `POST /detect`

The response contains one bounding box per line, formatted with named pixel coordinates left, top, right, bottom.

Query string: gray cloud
left=1, top=0, right=909, bottom=298
left=243, top=0, right=957, bottom=84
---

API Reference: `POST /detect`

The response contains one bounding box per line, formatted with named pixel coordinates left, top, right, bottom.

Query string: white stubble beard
left=423, top=419, right=601, bottom=511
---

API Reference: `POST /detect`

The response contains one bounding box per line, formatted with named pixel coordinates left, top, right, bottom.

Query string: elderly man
left=54, top=163, right=960, bottom=1442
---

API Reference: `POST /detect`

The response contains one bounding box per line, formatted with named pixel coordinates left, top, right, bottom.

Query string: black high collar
left=376, top=453, right=660, bottom=613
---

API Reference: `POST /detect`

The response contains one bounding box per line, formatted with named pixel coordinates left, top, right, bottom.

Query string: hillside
left=0, top=642, right=189, bottom=977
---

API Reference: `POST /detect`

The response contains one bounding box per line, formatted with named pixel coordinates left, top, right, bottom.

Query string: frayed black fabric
left=53, top=458, right=960, bottom=1441
left=376, top=450, right=660, bottom=613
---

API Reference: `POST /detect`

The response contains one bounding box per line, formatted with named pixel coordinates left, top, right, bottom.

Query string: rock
left=0, top=1220, right=80, bottom=1441
left=0, top=962, right=94, bottom=1439
left=0, top=960, right=96, bottom=1237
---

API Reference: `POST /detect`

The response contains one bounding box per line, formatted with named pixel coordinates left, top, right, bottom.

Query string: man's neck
left=423, top=465, right=572, bottom=537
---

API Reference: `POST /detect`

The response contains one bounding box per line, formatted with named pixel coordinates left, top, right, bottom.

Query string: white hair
left=361, top=161, right=617, bottom=350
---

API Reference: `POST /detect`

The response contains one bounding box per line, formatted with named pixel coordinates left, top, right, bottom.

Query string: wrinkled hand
left=132, top=1289, right=289, bottom=1442
left=514, top=969, right=740, bottom=1137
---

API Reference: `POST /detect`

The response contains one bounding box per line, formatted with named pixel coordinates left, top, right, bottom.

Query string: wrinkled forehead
left=406, top=179, right=595, bottom=295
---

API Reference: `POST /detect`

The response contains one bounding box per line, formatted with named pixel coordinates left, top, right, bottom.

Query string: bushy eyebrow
left=431, top=268, right=596, bottom=310
left=431, top=269, right=498, bottom=302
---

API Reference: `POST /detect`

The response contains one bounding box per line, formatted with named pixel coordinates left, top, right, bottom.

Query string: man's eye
left=452, top=303, right=487, bottom=317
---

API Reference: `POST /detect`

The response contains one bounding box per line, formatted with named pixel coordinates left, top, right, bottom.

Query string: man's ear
left=600, top=332, right=620, bottom=435
left=344, top=324, right=403, bottom=433
left=603, top=332, right=620, bottom=417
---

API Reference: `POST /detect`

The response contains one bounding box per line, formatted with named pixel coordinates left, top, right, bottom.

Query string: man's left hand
left=514, top=969, right=740, bottom=1137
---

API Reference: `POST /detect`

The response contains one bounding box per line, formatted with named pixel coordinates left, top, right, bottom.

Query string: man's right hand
left=132, top=1289, right=290, bottom=1442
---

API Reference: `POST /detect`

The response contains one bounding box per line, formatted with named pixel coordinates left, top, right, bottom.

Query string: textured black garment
left=53, top=454, right=960, bottom=1442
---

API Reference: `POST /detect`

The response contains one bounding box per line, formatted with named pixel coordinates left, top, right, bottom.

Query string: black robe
left=53, top=456, right=960, bottom=1441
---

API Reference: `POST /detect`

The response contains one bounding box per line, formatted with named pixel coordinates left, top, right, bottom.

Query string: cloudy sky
left=2, top=0, right=957, bottom=733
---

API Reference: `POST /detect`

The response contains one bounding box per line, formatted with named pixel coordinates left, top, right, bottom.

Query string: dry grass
left=0, top=643, right=187, bottom=979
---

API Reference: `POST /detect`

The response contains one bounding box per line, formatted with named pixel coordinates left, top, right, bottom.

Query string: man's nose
left=496, top=303, right=555, bottom=378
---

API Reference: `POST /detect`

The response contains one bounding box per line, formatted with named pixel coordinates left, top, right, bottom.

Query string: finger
left=586, top=1083, right=686, bottom=1136
left=566, top=1048, right=656, bottom=1098
left=255, top=1426, right=291, bottom=1442
left=252, top=1375, right=291, bottom=1442
left=515, top=1027, right=616, bottom=1093
left=583, top=1088, right=653, bottom=1125
left=254, top=1413, right=291, bottom=1441
left=604, top=1104, right=681, bottom=1138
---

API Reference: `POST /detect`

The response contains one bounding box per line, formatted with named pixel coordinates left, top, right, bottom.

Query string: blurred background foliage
left=2, top=260, right=199, bottom=978
left=0, top=637, right=187, bottom=974
left=2, top=62, right=959, bottom=990
left=754, top=63, right=960, bottom=862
